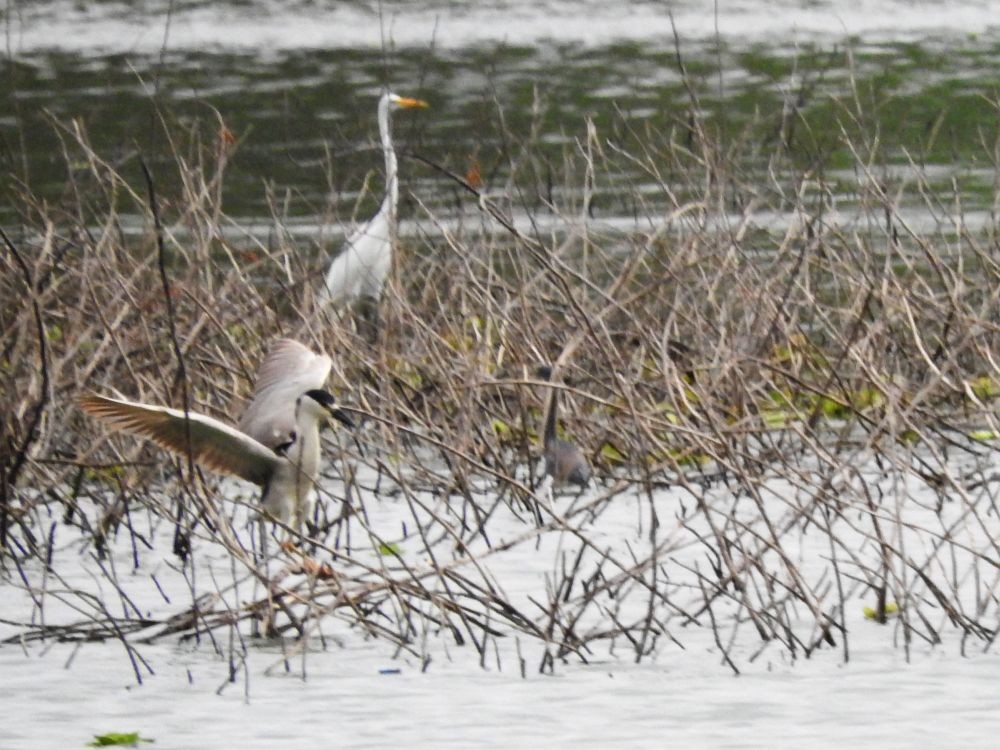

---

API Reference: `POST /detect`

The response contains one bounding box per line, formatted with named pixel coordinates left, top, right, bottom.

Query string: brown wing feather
left=79, top=394, right=280, bottom=486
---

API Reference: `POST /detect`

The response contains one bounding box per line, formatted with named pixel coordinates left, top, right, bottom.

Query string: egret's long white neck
left=377, top=93, right=398, bottom=222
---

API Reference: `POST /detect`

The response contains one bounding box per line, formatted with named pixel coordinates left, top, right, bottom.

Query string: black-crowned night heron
left=79, top=339, right=353, bottom=530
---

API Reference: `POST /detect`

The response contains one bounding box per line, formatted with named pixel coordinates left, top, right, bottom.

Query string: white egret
left=538, top=366, right=591, bottom=487
left=79, top=339, right=353, bottom=530
left=320, top=91, right=428, bottom=312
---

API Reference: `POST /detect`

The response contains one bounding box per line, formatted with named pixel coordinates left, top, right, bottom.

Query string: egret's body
left=79, top=339, right=352, bottom=529
left=321, top=91, right=428, bottom=309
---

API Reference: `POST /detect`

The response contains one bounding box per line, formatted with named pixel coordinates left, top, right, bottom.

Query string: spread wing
left=237, top=339, right=332, bottom=450
left=79, top=394, right=280, bottom=486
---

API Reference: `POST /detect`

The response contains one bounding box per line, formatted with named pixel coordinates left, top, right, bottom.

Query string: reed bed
left=3, top=87, right=1000, bottom=684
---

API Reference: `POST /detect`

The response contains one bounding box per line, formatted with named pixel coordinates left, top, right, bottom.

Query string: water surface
left=4, top=1, right=1000, bottom=227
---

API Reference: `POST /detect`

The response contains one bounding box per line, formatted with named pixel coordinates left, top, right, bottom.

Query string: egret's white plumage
left=321, top=91, right=428, bottom=308
left=79, top=339, right=352, bottom=529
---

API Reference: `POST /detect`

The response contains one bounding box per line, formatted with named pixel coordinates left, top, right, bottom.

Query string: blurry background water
left=4, top=0, right=1000, bottom=226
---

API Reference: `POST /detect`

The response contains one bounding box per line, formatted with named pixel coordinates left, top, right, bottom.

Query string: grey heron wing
left=79, top=394, right=280, bottom=486
left=238, top=339, right=332, bottom=449
left=248, top=339, right=332, bottom=397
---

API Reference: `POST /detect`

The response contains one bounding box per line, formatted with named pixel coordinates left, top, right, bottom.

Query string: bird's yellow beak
left=397, top=96, right=429, bottom=109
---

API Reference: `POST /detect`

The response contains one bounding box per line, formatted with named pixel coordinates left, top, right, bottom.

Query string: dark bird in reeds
left=537, top=365, right=591, bottom=488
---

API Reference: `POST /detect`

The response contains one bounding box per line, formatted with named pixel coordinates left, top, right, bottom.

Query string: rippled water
left=4, top=452, right=1000, bottom=748
left=3, top=638, right=999, bottom=749
left=9, top=1, right=1000, bottom=51
left=5, top=1, right=1000, bottom=226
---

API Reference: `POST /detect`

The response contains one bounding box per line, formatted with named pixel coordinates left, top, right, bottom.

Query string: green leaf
left=83, top=465, right=125, bottom=483
left=863, top=602, right=900, bottom=621
left=969, top=429, right=999, bottom=442
left=771, top=344, right=792, bottom=362
left=818, top=396, right=851, bottom=419
left=970, top=376, right=1000, bottom=400
left=767, top=390, right=794, bottom=408
left=853, top=387, right=885, bottom=410
left=681, top=386, right=700, bottom=404
left=760, top=408, right=793, bottom=428
left=87, top=732, right=154, bottom=747
left=377, top=542, right=402, bottom=557
left=674, top=450, right=710, bottom=467
left=491, top=418, right=511, bottom=438
left=600, top=442, right=627, bottom=463
left=226, top=322, right=248, bottom=340
left=652, top=401, right=680, bottom=424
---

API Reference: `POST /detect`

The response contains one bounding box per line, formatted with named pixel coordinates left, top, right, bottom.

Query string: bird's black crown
left=304, top=389, right=355, bottom=428
left=304, top=389, right=337, bottom=408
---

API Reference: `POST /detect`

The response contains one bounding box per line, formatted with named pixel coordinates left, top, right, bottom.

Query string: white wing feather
left=238, top=339, right=332, bottom=450
left=79, top=394, right=281, bottom=486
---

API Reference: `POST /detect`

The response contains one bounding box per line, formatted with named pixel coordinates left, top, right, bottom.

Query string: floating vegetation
left=87, top=732, right=154, bottom=748
left=864, top=603, right=901, bottom=622
left=377, top=541, right=403, bottom=557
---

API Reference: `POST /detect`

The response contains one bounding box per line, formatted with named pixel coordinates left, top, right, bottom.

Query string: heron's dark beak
left=329, top=407, right=355, bottom=429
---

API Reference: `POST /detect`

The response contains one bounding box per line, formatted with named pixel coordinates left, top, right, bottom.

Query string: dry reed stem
left=3, top=87, right=1000, bottom=680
